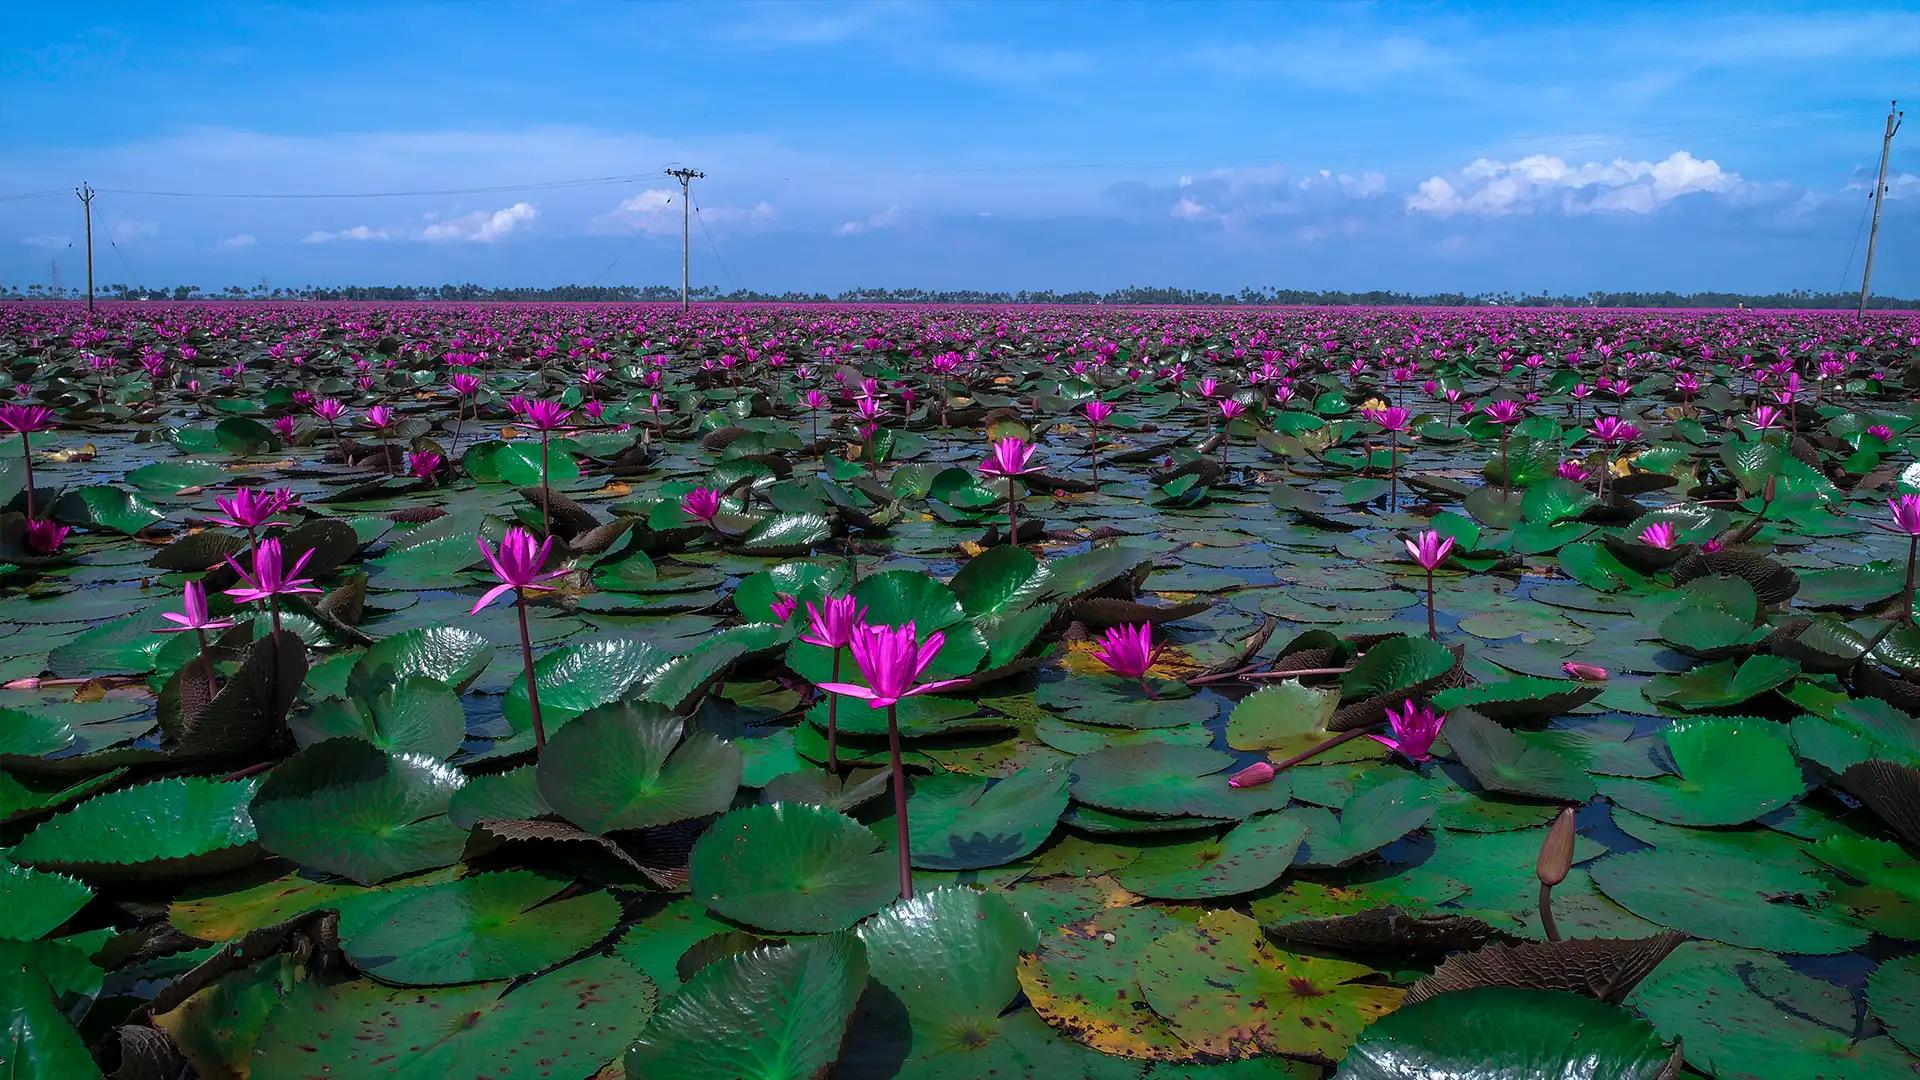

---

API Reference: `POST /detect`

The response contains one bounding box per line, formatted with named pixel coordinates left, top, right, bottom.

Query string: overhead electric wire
left=88, top=172, right=668, bottom=200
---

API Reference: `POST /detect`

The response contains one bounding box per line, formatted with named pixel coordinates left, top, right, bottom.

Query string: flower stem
left=19, top=431, right=34, bottom=520
left=194, top=627, right=218, bottom=698
left=826, top=652, right=842, bottom=773
left=1426, top=568, right=1437, bottom=640
left=1539, top=881, right=1562, bottom=943
left=1006, top=484, right=1020, bottom=547
left=517, top=589, right=546, bottom=753
left=1271, top=722, right=1386, bottom=771
left=887, top=702, right=913, bottom=901
left=539, top=430, right=552, bottom=535
left=1906, top=535, right=1918, bottom=627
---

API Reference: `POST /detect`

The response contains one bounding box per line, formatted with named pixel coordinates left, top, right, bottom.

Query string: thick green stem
left=887, top=703, right=913, bottom=900
left=826, top=652, right=842, bottom=773
left=517, top=590, right=546, bottom=753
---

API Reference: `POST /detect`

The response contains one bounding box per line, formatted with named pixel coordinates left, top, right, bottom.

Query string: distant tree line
left=1, top=281, right=1915, bottom=309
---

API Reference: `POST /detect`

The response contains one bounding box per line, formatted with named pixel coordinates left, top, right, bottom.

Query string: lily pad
left=688, top=802, right=900, bottom=932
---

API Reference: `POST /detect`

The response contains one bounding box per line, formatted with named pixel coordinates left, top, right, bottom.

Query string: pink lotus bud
left=1228, top=761, right=1275, bottom=788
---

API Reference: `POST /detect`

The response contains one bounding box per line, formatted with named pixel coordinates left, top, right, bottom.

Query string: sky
left=1, top=0, right=1917, bottom=296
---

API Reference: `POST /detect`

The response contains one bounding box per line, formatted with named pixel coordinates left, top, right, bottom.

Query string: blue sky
left=2, top=1, right=1916, bottom=295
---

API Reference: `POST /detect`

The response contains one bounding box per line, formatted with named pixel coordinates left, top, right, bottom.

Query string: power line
left=86, top=172, right=667, bottom=200
left=0, top=189, right=67, bottom=201
left=693, top=197, right=735, bottom=293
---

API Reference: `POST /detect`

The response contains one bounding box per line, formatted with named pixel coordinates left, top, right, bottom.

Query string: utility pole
left=74, top=180, right=96, bottom=313
left=1859, top=100, right=1903, bottom=319
left=664, top=167, right=704, bottom=312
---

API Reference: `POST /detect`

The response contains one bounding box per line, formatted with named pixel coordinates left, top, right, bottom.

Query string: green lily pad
left=1341, top=634, right=1456, bottom=703
left=0, top=966, right=100, bottom=1079
left=1629, top=941, right=1916, bottom=1079
left=501, top=636, right=666, bottom=737
left=1445, top=708, right=1597, bottom=802
left=1113, top=811, right=1308, bottom=898
left=906, top=767, right=1070, bottom=870
left=1226, top=681, right=1368, bottom=756
left=1869, top=954, right=1920, bottom=1057
left=1138, top=909, right=1404, bottom=1062
left=1070, top=744, right=1291, bottom=819
left=535, top=701, right=741, bottom=834
left=0, top=865, right=93, bottom=940
left=12, top=776, right=259, bottom=880
left=1016, top=904, right=1195, bottom=1060
left=1643, top=655, right=1800, bottom=711
left=1590, top=845, right=1866, bottom=954
left=626, top=933, right=867, bottom=1080
left=353, top=625, right=495, bottom=694
left=1596, top=718, right=1803, bottom=826
left=689, top=802, right=900, bottom=932
left=337, top=870, right=621, bottom=986
left=298, top=675, right=465, bottom=759
left=250, top=737, right=468, bottom=885
left=1293, top=772, right=1440, bottom=867
left=253, top=952, right=654, bottom=1077
left=1337, top=987, right=1678, bottom=1079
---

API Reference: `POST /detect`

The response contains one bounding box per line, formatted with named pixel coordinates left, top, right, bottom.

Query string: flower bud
left=1228, top=762, right=1275, bottom=789
left=1561, top=661, right=1608, bottom=682
left=1537, top=806, right=1577, bottom=887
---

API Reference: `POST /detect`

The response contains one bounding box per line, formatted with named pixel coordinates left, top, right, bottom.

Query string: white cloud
left=303, top=225, right=390, bottom=244
left=20, top=234, right=70, bottom=250
left=423, top=201, right=538, bottom=242
left=217, top=233, right=257, bottom=250
left=590, top=189, right=680, bottom=236
left=1148, top=165, right=1388, bottom=228
left=110, top=220, right=159, bottom=242
left=836, top=205, right=901, bottom=236
left=1408, top=150, right=1739, bottom=217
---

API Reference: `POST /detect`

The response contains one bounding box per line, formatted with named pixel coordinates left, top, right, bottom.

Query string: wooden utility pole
left=1859, top=101, right=1903, bottom=318
left=74, top=181, right=96, bottom=313
left=665, top=167, right=704, bottom=312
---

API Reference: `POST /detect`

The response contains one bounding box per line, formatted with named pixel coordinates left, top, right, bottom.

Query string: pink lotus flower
left=680, top=487, right=723, bottom=524
left=408, top=451, right=444, bottom=479
left=1889, top=494, right=1920, bottom=537
left=1092, top=623, right=1157, bottom=680
left=1639, top=522, right=1678, bottom=549
left=222, top=538, right=323, bottom=605
left=1745, top=404, right=1784, bottom=431
left=449, top=374, right=482, bottom=397
left=1557, top=460, right=1592, bottom=483
left=802, top=594, right=867, bottom=648
left=1590, top=416, right=1638, bottom=447
left=1403, top=530, right=1455, bottom=571
left=158, top=581, right=236, bottom=633
left=525, top=400, right=572, bottom=431
left=211, top=487, right=298, bottom=531
left=1218, top=399, right=1247, bottom=421
left=980, top=437, right=1044, bottom=478
left=1369, top=699, right=1445, bottom=763
left=1198, top=377, right=1219, bottom=399
left=1228, top=761, right=1275, bottom=788
left=1482, top=400, right=1523, bottom=424
left=0, top=404, right=54, bottom=433
left=1083, top=400, right=1115, bottom=425
left=1868, top=424, right=1895, bottom=442
left=1369, top=406, right=1411, bottom=433
left=311, top=399, right=346, bottom=421
left=23, top=518, right=69, bottom=555
left=815, top=621, right=966, bottom=708
left=471, top=526, right=566, bottom=614
left=1561, top=661, right=1609, bottom=681
left=768, top=592, right=799, bottom=622
left=270, top=416, right=299, bottom=441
